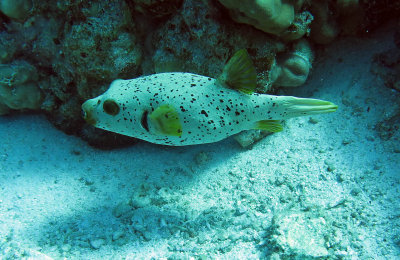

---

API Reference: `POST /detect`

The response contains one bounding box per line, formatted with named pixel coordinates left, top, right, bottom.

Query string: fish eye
left=103, top=99, right=120, bottom=116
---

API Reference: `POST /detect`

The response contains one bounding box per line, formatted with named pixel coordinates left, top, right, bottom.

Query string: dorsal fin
left=217, top=49, right=257, bottom=94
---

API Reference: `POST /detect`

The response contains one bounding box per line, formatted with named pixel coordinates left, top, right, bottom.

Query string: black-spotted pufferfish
left=82, top=50, right=337, bottom=146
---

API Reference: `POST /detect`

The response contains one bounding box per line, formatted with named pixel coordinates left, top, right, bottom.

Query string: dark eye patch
left=103, top=99, right=120, bottom=116
left=141, top=110, right=149, bottom=132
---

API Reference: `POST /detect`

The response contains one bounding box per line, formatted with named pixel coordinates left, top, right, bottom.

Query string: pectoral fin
left=149, top=104, right=182, bottom=136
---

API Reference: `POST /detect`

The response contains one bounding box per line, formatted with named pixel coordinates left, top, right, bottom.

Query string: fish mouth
left=81, top=101, right=97, bottom=125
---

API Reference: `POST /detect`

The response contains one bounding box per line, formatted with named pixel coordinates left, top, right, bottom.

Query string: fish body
left=82, top=50, right=337, bottom=146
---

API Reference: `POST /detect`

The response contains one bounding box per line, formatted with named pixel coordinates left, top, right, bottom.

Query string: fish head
left=81, top=80, right=144, bottom=137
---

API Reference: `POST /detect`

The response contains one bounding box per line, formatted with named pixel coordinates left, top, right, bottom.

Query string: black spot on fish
left=201, top=110, right=208, bottom=117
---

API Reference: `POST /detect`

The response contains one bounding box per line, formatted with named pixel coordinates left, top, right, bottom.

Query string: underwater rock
left=234, top=129, right=273, bottom=148
left=371, top=48, right=400, bottom=92
left=151, top=0, right=282, bottom=87
left=217, top=0, right=310, bottom=41
left=309, top=1, right=340, bottom=44
left=61, top=1, right=142, bottom=100
left=269, top=211, right=329, bottom=258
left=2, top=0, right=142, bottom=141
left=0, top=0, right=32, bottom=21
left=89, top=238, right=105, bottom=249
left=375, top=113, right=400, bottom=141
left=0, top=32, right=17, bottom=64
left=0, top=61, right=42, bottom=115
left=310, top=0, right=400, bottom=45
left=54, top=1, right=142, bottom=137
left=128, top=0, right=183, bottom=18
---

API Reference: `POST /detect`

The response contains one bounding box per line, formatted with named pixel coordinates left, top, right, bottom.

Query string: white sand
left=1, top=24, right=399, bottom=259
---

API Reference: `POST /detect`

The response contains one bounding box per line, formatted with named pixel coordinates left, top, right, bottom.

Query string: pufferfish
left=82, top=50, right=338, bottom=146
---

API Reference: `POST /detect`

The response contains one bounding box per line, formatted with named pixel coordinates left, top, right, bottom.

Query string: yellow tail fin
left=280, top=96, right=338, bottom=118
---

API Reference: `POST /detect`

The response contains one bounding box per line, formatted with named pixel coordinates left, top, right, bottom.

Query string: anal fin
left=253, top=120, right=283, bottom=132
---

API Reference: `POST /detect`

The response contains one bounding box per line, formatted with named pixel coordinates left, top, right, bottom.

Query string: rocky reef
left=0, top=0, right=398, bottom=147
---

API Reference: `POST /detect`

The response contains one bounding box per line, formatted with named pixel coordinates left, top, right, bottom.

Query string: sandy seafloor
left=1, top=24, right=399, bottom=259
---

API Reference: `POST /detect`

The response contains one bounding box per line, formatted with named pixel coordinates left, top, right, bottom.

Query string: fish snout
left=81, top=101, right=97, bottom=125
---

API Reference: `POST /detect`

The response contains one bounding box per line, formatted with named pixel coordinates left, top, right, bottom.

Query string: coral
left=150, top=0, right=282, bottom=83
left=0, top=0, right=32, bottom=20
left=60, top=2, right=142, bottom=100
left=217, top=0, right=311, bottom=41
left=280, top=10, right=313, bottom=42
left=269, top=39, right=313, bottom=87
left=217, top=0, right=398, bottom=44
left=0, top=61, right=42, bottom=115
